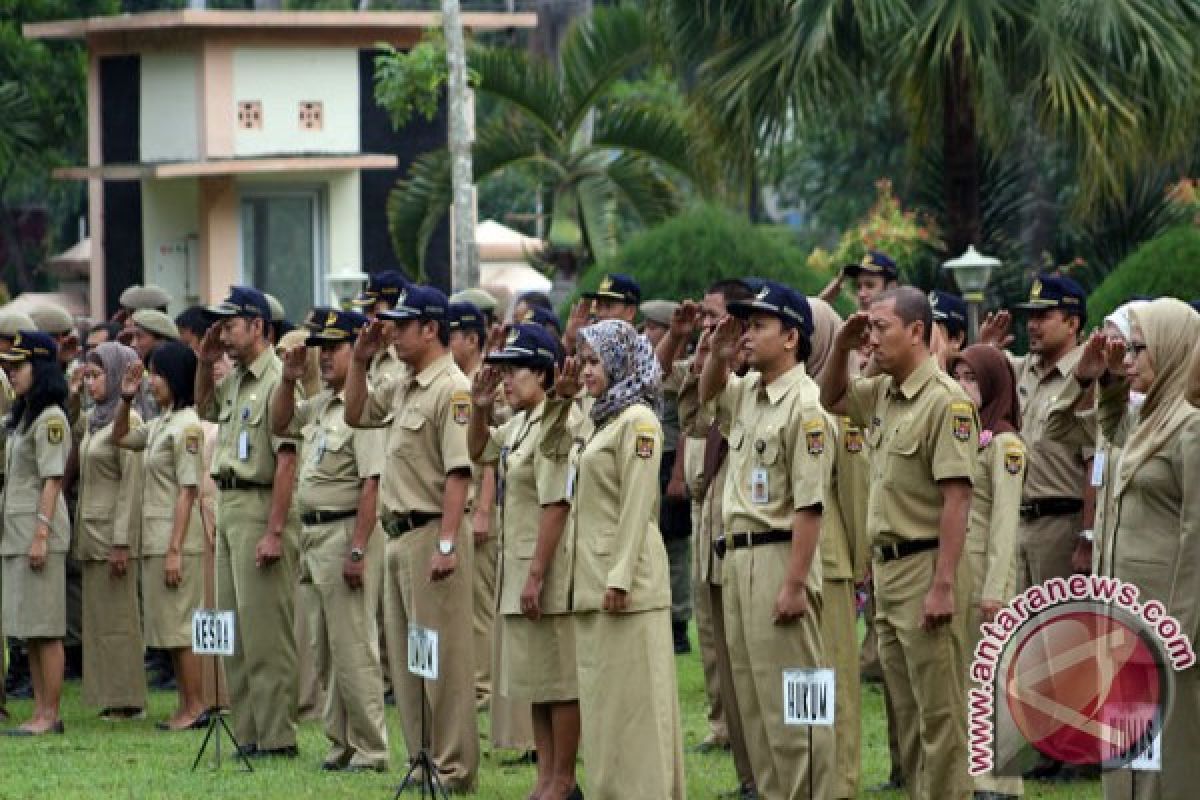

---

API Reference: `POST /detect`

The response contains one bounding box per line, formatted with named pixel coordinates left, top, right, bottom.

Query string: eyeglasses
left=1129, top=342, right=1149, bottom=356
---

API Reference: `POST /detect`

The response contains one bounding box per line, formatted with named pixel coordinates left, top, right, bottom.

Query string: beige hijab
left=1189, top=339, right=1200, bottom=409
left=805, top=297, right=843, bottom=387
left=1115, top=298, right=1200, bottom=496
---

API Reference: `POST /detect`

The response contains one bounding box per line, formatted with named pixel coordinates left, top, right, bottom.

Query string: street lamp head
left=326, top=270, right=370, bottom=308
left=943, top=245, right=999, bottom=299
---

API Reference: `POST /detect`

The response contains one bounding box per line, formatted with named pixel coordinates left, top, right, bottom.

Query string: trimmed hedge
left=1087, top=224, right=1200, bottom=328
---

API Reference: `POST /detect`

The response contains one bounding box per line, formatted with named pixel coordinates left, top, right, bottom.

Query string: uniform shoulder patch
left=843, top=421, right=864, bottom=454
left=635, top=423, right=657, bottom=459
left=1004, top=445, right=1024, bottom=475
left=46, top=418, right=65, bottom=445
left=950, top=402, right=974, bottom=442
left=184, top=426, right=203, bottom=456
left=803, top=418, right=825, bottom=456
left=450, top=390, right=471, bottom=425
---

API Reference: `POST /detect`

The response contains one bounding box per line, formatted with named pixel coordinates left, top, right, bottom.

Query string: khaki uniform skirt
left=81, top=561, right=146, bottom=709
left=498, top=611, right=577, bottom=703
left=142, top=553, right=204, bottom=649
left=2, top=553, right=66, bottom=639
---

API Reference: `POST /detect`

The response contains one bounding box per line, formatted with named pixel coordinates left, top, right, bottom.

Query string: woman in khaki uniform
left=1, top=332, right=71, bottom=736
left=74, top=342, right=146, bottom=718
left=567, top=320, right=685, bottom=800
left=114, top=341, right=210, bottom=731
left=468, top=323, right=580, bottom=800
left=948, top=344, right=1025, bottom=799
left=1082, top=297, right=1200, bottom=800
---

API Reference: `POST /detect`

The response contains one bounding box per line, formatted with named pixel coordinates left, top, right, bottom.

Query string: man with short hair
left=563, top=273, right=640, bottom=354
left=344, top=285, right=479, bottom=792
left=822, top=287, right=977, bottom=800
left=175, top=307, right=214, bottom=353
left=820, top=250, right=900, bottom=312
left=196, top=286, right=301, bottom=758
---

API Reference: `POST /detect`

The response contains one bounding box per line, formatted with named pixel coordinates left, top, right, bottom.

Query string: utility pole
left=443, top=0, right=478, bottom=292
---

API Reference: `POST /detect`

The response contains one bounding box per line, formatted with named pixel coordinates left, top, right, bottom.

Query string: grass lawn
left=1, top=627, right=1103, bottom=799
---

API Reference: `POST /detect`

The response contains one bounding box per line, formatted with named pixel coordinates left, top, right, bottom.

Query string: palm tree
left=384, top=6, right=704, bottom=277
left=651, top=0, right=1200, bottom=256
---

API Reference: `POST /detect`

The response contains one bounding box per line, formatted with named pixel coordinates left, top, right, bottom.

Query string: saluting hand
left=773, top=580, right=809, bottom=625
left=670, top=300, right=700, bottom=339
left=281, top=344, right=308, bottom=383
left=1075, top=330, right=1109, bottom=382
left=553, top=357, right=581, bottom=399
left=471, top=365, right=501, bottom=408
left=921, top=582, right=955, bottom=631
left=120, top=361, right=144, bottom=400
left=1103, top=336, right=1127, bottom=375
left=353, top=320, right=385, bottom=364
left=710, top=314, right=742, bottom=362
left=199, top=325, right=225, bottom=365
left=485, top=322, right=507, bottom=356
left=564, top=298, right=592, bottom=343
left=835, top=312, right=870, bottom=354
left=978, top=310, right=1014, bottom=349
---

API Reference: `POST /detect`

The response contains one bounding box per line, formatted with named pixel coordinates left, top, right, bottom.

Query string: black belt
left=714, top=530, right=791, bottom=559
left=216, top=476, right=271, bottom=491
left=1019, top=497, right=1083, bottom=521
left=382, top=511, right=442, bottom=538
left=301, top=509, right=357, bottom=526
left=874, top=539, right=939, bottom=563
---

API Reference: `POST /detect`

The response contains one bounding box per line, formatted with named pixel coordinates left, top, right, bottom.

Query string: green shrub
left=573, top=204, right=826, bottom=304
left=1087, top=224, right=1200, bottom=328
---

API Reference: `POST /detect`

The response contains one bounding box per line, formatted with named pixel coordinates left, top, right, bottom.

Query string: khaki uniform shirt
left=478, top=399, right=572, bottom=615
left=1009, top=347, right=1093, bottom=500
left=968, top=431, right=1026, bottom=603
left=710, top=364, right=832, bottom=595
left=287, top=389, right=382, bottom=514
left=1, top=406, right=72, bottom=555
left=846, top=356, right=978, bottom=544
left=119, top=408, right=207, bottom=557
left=356, top=352, right=472, bottom=515
left=201, top=347, right=292, bottom=483
left=831, top=416, right=870, bottom=581
left=74, top=414, right=143, bottom=560
left=565, top=403, right=669, bottom=613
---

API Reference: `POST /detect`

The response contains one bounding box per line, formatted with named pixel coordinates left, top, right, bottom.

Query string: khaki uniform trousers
left=200, top=521, right=229, bottom=709
left=723, top=541, right=833, bottom=799
left=691, top=498, right=726, bottom=743
left=296, top=579, right=326, bottom=721
left=1103, top=665, right=1200, bottom=800
left=473, top=534, right=496, bottom=707
left=575, top=608, right=686, bottom=800
left=821, top=578, right=860, bottom=799
left=874, top=548, right=972, bottom=800
left=1016, top=512, right=1080, bottom=591
left=81, top=561, right=147, bottom=710
left=215, top=488, right=299, bottom=750
left=861, top=581, right=905, bottom=782
left=302, top=518, right=389, bottom=770
left=382, top=520, right=479, bottom=791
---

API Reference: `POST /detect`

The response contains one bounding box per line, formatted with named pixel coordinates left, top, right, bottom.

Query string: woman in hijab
left=114, top=341, right=210, bottom=731
left=74, top=341, right=146, bottom=719
left=565, top=319, right=684, bottom=799
left=1088, top=297, right=1200, bottom=800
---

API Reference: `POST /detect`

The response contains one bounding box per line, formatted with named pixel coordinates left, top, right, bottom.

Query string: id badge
left=1090, top=451, right=1106, bottom=488
left=750, top=467, right=769, bottom=505
left=314, top=431, right=327, bottom=465
left=237, top=430, right=250, bottom=461
left=565, top=464, right=577, bottom=499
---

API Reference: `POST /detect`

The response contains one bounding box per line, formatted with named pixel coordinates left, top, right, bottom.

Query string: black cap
left=583, top=273, right=641, bottom=305
left=1016, top=272, right=1087, bottom=318
left=727, top=279, right=814, bottom=337
left=352, top=270, right=410, bottom=310
left=448, top=302, right=486, bottom=333
left=378, top=285, right=449, bottom=321
left=843, top=250, right=898, bottom=281
left=516, top=305, right=562, bottom=334
left=0, top=331, right=59, bottom=364
left=207, top=286, right=271, bottom=319
left=305, top=308, right=370, bottom=346
left=485, top=323, right=563, bottom=369
left=929, top=290, right=968, bottom=338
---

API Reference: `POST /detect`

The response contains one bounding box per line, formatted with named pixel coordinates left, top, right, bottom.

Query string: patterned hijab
left=579, top=320, right=662, bottom=422
left=87, top=341, right=140, bottom=433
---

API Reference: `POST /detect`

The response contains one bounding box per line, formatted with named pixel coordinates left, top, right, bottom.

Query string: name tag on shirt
left=237, top=430, right=250, bottom=461
left=751, top=468, right=769, bottom=505
left=565, top=464, right=577, bottom=499
left=1091, top=451, right=1106, bottom=487
left=783, top=667, right=835, bottom=727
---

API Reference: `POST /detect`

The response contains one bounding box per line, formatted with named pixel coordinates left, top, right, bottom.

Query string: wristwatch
left=349, top=547, right=365, bottom=563
left=1078, top=529, right=1095, bottom=543
left=438, top=538, right=456, bottom=556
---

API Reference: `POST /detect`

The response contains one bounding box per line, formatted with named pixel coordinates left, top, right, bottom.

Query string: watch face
left=438, top=539, right=454, bottom=556
left=350, top=549, right=364, bottom=562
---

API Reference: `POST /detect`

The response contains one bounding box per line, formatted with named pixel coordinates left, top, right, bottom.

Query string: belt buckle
left=879, top=542, right=898, bottom=562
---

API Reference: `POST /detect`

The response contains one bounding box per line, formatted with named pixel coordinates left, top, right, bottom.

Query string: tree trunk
left=942, top=33, right=981, bottom=256
left=443, top=0, right=478, bottom=292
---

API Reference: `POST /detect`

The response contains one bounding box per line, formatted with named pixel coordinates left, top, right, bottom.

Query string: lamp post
left=942, top=245, right=999, bottom=343
left=326, top=270, right=369, bottom=309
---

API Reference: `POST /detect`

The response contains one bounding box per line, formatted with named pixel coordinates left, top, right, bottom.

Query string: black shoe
left=1047, top=763, right=1100, bottom=782
left=236, top=743, right=259, bottom=757
left=973, top=792, right=1019, bottom=800
left=498, top=750, right=537, bottom=766
left=868, top=776, right=905, bottom=792
left=253, top=745, right=299, bottom=759
left=155, top=711, right=211, bottom=732
left=1023, top=757, right=1063, bottom=781
left=671, top=620, right=691, bottom=654
left=7, top=681, right=32, bottom=700
left=5, top=720, right=64, bottom=736
left=690, top=737, right=731, bottom=754
left=565, top=787, right=584, bottom=800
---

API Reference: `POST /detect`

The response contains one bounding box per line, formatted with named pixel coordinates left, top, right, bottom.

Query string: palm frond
left=559, top=7, right=656, bottom=134
left=470, top=45, right=565, bottom=144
